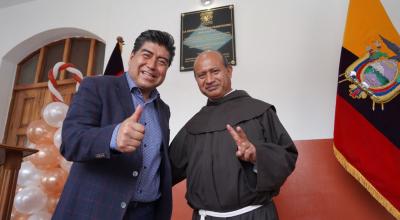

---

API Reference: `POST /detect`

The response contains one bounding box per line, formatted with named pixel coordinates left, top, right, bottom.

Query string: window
left=16, top=37, right=105, bottom=85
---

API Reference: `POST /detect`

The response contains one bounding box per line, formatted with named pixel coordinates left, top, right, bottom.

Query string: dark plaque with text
left=180, top=5, right=236, bottom=71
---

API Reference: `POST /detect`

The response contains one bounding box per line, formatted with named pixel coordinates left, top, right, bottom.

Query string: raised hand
left=116, top=105, right=145, bottom=153
left=226, top=124, right=257, bottom=163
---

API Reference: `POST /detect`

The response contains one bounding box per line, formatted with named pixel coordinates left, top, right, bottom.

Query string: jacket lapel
left=116, top=74, right=135, bottom=117
left=155, top=99, right=169, bottom=148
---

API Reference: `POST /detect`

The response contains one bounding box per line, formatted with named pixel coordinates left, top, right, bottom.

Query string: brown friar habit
left=169, top=90, right=298, bottom=219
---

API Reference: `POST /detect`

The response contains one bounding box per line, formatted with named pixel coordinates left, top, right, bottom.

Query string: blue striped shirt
left=110, top=72, right=162, bottom=202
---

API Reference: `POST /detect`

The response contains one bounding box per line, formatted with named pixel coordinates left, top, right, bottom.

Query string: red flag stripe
left=334, top=95, right=400, bottom=211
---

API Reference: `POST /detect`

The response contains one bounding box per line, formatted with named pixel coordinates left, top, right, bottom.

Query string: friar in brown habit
left=169, top=50, right=298, bottom=220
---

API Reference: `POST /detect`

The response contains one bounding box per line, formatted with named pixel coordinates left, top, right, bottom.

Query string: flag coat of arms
left=334, top=0, right=400, bottom=218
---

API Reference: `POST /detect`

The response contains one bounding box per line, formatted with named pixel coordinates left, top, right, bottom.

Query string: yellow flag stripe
left=343, top=0, right=400, bottom=57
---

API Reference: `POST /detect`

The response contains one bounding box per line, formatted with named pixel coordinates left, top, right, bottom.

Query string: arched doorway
left=2, top=29, right=106, bottom=147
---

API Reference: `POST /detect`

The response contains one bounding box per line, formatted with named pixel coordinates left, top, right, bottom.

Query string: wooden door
left=2, top=37, right=105, bottom=147
left=4, top=81, right=77, bottom=147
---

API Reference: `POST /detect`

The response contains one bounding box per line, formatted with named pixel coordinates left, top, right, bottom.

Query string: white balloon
left=14, top=186, right=47, bottom=214
left=26, top=141, right=36, bottom=149
left=42, top=102, right=68, bottom=128
left=28, top=211, right=52, bottom=220
left=53, top=127, right=62, bottom=149
left=17, top=161, right=42, bottom=187
left=60, top=157, right=72, bottom=172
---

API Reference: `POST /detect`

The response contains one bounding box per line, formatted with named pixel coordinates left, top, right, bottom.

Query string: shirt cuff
left=110, top=123, right=121, bottom=150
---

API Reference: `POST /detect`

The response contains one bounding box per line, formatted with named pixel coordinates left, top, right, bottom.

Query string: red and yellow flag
left=334, top=0, right=400, bottom=218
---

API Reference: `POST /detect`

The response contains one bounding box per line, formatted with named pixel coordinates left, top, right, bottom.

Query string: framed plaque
left=180, top=5, right=236, bottom=71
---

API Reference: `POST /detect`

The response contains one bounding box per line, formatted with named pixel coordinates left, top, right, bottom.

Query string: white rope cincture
left=199, top=205, right=263, bottom=220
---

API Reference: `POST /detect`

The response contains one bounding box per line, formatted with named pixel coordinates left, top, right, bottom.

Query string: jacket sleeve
left=60, top=77, right=118, bottom=162
left=254, top=108, right=298, bottom=191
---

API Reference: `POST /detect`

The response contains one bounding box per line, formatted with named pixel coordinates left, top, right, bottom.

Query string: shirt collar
left=224, top=89, right=235, bottom=96
left=207, top=89, right=235, bottom=102
left=125, top=72, right=159, bottom=101
left=206, top=90, right=249, bottom=106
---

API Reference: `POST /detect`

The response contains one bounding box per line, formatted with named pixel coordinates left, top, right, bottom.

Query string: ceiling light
left=201, top=0, right=213, bottom=6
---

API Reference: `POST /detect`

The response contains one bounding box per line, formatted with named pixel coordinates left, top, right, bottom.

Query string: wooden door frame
left=2, top=37, right=102, bottom=145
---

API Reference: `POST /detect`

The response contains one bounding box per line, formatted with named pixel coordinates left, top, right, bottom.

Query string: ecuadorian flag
left=334, top=0, right=400, bottom=218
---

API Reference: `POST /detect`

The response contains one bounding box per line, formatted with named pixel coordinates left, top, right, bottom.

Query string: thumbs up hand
left=226, top=124, right=257, bottom=163
left=116, top=105, right=145, bottom=153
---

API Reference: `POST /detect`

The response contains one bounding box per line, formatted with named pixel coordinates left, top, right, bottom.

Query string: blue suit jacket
left=53, top=75, right=172, bottom=220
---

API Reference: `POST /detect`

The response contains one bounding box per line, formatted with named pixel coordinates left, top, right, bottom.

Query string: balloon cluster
left=12, top=102, right=71, bottom=220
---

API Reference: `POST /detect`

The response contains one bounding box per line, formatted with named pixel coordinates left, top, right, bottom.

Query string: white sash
left=198, top=205, right=263, bottom=220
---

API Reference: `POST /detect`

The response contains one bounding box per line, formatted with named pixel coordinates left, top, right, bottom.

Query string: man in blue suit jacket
left=53, top=30, right=175, bottom=220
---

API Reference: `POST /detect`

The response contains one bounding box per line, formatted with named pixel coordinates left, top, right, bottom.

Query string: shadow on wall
left=171, top=139, right=395, bottom=220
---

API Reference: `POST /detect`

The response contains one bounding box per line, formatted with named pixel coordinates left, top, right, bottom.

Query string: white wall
left=0, top=0, right=399, bottom=141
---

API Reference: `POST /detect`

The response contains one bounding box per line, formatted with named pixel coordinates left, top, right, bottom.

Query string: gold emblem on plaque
left=200, top=10, right=213, bottom=26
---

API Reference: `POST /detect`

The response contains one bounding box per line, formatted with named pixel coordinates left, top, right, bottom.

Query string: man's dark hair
left=132, top=30, right=176, bottom=66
